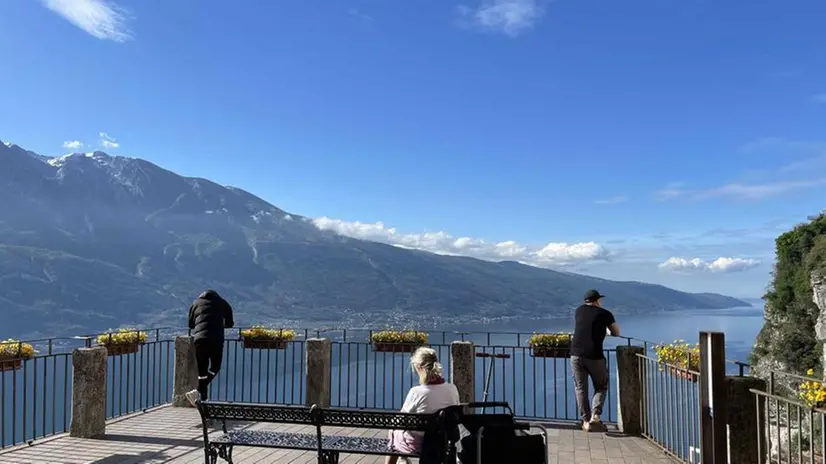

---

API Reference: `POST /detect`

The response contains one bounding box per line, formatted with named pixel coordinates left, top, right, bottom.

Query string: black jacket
left=188, top=290, right=234, bottom=342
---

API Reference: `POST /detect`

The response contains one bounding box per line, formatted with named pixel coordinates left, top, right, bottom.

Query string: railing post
left=69, top=346, right=107, bottom=438
left=725, top=376, right=767, bottom=464
left=699, top=331, right=727, bottom=464
left=450, top=341, right=475, bottom=405
left=171, top=336, right=198, bottom=407
left=305, top=338, right=332, bottom=407
left=616, top=345, right=645, bottom=435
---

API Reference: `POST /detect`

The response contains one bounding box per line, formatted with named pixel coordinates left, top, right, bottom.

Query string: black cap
left=584, top=289, right=605, bottom=302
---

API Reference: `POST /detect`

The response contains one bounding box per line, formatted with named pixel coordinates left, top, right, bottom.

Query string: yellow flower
left=97, top=329, right=148, bottom=346
left=0, top=339, right=37, bottom=359
left=655, top=342, right=700, bottom=371
left=371, top=330, right=428, bottom=344
left=240, top=327, right=296, bottom=341
left=527, top=333, right=573, bottom=348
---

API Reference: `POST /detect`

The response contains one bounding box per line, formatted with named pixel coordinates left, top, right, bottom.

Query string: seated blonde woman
left=386, top=347, right=460, bottom=464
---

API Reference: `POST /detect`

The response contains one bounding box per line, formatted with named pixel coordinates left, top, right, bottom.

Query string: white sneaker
left=185, top=389, right=200, bottom=407
left=581, top=420, right=591, bottom=432
left=589, top=414, right=607, bottom=432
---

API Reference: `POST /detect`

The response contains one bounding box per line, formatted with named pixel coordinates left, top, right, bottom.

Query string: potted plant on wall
left=527, top=333, right=573, bottom=358
left=97, top=329, right=148, bottom=356
left=0, top=339, right=37, bottom=372
left=371, top=330, right=428, bottom=353
left=240, top=327, right=296, bottom=349
left=654, top=340, right=699, bottom=382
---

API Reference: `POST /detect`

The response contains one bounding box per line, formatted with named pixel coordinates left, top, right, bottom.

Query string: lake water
left=0, top=305, right=765, bottom=451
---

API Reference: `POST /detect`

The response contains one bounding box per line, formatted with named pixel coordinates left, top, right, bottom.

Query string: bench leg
left=205, top=444, right=218, bottom=464
left=320, top=450, right=339, bottom=464
left=217, top=443, right=234, bottom=464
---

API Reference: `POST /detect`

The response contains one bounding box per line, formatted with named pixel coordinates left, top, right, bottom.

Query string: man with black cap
left=571, top=289, right=620, bottom=432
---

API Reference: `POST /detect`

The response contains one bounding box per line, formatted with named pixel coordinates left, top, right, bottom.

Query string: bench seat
left=211, top=429, right=416, bottom=457
left=211, top=430, right=318, bottom=450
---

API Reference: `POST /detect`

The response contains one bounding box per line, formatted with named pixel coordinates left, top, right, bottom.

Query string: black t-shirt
left=571, top=304, right=616, bottom=360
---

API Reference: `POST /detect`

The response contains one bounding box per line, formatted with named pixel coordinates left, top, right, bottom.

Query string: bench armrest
left=463, top=402, right=513, bottom=414
left=464, top=402, right=509, bottom=409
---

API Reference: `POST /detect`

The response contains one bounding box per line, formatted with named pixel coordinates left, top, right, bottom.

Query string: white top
left=400, top=382, right=461, bottom=414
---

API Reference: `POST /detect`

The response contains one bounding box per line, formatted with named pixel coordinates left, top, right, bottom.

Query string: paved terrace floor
left=0, top=407, right=676, bottom=464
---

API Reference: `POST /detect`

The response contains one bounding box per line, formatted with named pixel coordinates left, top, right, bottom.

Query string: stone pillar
left=171, top=336, right=198, bottom=407
left=450, top=341, right=475, bottom=405
left=726, top=376, right=767, bottom=464
left=70, top=346, right=107, bottom=438
left=615, top=345, right=644, bottom=435
left=306, top=338, right=332, bottom=407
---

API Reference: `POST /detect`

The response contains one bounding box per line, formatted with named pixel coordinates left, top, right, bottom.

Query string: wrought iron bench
left=196, top=400, right=459, bottom=464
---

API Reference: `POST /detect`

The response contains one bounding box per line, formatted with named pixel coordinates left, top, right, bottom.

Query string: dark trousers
left=195, top=340, right=224, bottom=400
left=571, top=356, right=609, bottom=422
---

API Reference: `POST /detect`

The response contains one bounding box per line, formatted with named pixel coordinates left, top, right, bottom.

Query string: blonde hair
left=410, top=347, right=443, bottom=385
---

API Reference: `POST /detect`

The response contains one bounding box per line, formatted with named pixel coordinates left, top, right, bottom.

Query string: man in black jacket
left=185, top=289, right=234, bottom=406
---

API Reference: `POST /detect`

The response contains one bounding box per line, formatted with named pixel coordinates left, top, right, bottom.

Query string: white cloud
left=99, top=132, right=119, bottom=149
left=456, top=0, right=546, bottom=37
left=655, top=179, right=825, bottom=201
left=348, top=9, right=373, bottom=21
left=40, top=0, right=133, bottom=42
left=311, top=217, right=609, bottom=266
left=740, top=137, right=826, bottom=154
left=658, top=256, right=761, bottom=274
left=654, top=182, right=687, bottom=201
left=62, top=140, right=84, bottom=150
left=595, top=195, right=628, bottom=205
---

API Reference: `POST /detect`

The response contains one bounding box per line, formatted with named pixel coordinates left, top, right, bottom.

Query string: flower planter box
left=104, top=343, right=141, bottom=356
left=0, top=358, right=22, bottom=372
left=530, top=346, right=572, bottom=358
left=669, top=367, right=698, bottom=383
left=659, top=365, right=698, bottom=383
left=372, top=343, right=421, bottom=353
left=243, top=339, right=288, bottom=350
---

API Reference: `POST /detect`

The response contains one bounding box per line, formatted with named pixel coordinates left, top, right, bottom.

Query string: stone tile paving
left=0, top=407, right=676, bottom=463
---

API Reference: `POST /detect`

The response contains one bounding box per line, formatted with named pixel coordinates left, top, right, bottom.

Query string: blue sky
left=1, top=0, right=825, bottom=298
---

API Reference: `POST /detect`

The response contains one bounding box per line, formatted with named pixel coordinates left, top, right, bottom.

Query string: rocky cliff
left=751, top=213, right=826, bottom=380
left=813, top=272, right=826, bottom=372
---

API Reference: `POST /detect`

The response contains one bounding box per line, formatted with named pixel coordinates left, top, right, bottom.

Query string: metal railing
left=105, top=340, right=175, bottom=419
left=752, top=389, right=826, bottom=463
left=328, top=342, right=452, bottom=410
left=637, top=353, right=701, bottom=463
left=473, top=345, right=619, bottom=422
left=0, top=351, right=74, bottom=449
left=1, top=325, right=756, bottom=457
left=208, top=339, right=305, bottom=405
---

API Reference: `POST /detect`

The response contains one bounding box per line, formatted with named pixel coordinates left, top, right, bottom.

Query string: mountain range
left=0, top=140, right=748, bottom=338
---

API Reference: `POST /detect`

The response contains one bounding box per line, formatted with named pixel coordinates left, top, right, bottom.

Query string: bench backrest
left=318, top=407, right=438, bottom=432
left=198, top=401, right=316, bottom=426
